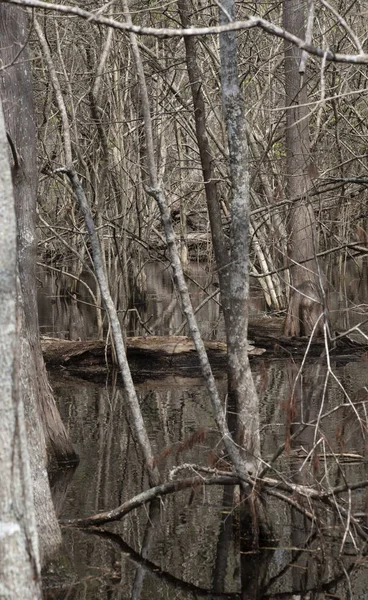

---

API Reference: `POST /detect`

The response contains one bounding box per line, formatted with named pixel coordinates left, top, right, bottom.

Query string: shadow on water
left=38, top=261, right=368, bottom=599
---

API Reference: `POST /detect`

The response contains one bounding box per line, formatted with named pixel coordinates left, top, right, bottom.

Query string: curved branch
left=62, top=475, right=239, bottom=527
left=2, top=0, right=368, bottom=64
left=84, top=528, right=241, bottom=599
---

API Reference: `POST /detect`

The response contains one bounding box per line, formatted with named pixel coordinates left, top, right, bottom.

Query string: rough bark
left=283, top=0, right=326, bottom=337
left=0, top=94, right=42, bottom=600
left=0, top=3, right=67, bottom=561
left=219, top=0, right=261, bottom=475
left=0, top=4, right=77, bottom=463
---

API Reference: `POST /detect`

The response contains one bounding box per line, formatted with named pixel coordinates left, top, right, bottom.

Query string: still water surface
left=39, top=261, right=368, bottom=599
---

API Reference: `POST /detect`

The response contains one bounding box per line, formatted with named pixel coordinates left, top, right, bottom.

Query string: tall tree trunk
left=283, top=0, right=326, bottom=337
left=0, top=94, right=42, bottom=600
left=0, top=3, right=74, bottom=560
left=177, top=0, right=231, bottom=327
left=219, top=0, right=261, bottom=477
left=219, top=0, right=272, bottom=547
left=122, top=0, right=254, bottom=490
left=0, top=4, right=77, bottom=463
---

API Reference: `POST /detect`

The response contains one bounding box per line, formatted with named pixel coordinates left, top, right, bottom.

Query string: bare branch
left=0, top=0, right=367, bottom=64
left=62, top=475, right=239, bottom=527
left=319, top=0, right=364, bottom=55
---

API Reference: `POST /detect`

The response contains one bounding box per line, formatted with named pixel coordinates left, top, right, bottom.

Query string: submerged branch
left=62, top=467, right=368, bottom=543
left=62, top=475, right=239, bottom=527
left=83, top=528, right=241, bottom=599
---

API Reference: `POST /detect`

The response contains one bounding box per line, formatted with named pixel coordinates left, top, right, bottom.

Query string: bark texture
left=219, top=0, right=261, bottom=474
left=283, top=0, right=326, bottom=337
left=123, top=0, right=255, bottom=489
left=178, top=0, right=231, bottom=326
left=0, top=4, right=67, bottom=560
left=0, top=4, right=77, bottom=463
left=0, top=95, right=42, bottom=599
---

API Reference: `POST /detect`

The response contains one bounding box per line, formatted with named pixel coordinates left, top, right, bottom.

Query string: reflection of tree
left=213, top=484, right=275, bottom=600
left=289, top=361, right=326, bottom=595
left=212, top=485, right=237, bottom=593
left=52, top=356, right=368, bottom=597
left=81, top=527, right=241, bottom=599
left=131, top=500, right=161, bottom=600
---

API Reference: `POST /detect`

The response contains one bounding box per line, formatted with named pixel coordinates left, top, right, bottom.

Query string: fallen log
left=41, top=324, right=368, bottom=382
left=41, top=335, right=264, bottom=381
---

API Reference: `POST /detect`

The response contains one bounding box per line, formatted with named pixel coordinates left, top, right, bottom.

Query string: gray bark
left=123, top=0, right=253, bottom=487
left=34, top=15, right=161, bottom=488
left=66, top=170, right=161, bottom=488
left=219, top=0, right=261, bottom=473
left=0, top=4, right=64, bottom=560
left=0, top=94, right=42, bottom=600
left=177, top=0, right=231, bottom=326
left=0, top=4, right=77, bottom=462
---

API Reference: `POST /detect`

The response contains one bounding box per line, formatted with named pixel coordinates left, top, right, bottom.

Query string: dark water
left=38, top=261, right=368, bottom=599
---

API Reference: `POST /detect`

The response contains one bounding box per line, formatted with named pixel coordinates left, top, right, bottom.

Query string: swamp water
left=38, top=262, right=368, bottom=599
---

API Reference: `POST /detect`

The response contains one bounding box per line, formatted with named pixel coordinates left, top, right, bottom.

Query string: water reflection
left=39, top=261, right=368, bottom=598
left=43, top=355, right=368, bottom=599
left=38, top=261, right=269, bottom=342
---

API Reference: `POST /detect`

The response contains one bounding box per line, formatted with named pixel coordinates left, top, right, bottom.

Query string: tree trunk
left=283, top=0, right=326, bottom=337
left=177, top=0, right=231, bottom=326
left=123, top=0, right=255, bottom=490
left=219, top=0, right=272, bottom=547
left=0, top=94, right=42, bottom=600
left=0, top=3, right=74, bottom=561
left=219, top=0, right=261, bottom=477
left=0, top=4, right=77, bottom=463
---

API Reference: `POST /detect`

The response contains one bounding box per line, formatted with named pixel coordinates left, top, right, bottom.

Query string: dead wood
left=41, top=324, right=368, bottom=382
left=41, top=335, right=240, bottom=380
left=62, top=475, right=239, bottom=527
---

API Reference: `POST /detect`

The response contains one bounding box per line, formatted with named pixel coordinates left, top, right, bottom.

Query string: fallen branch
left=62, top=475, right=239, bottom=527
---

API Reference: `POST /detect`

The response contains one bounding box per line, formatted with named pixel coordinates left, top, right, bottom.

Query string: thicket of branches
left=1, top=0, right=368, bottom=596
left=33, top=0, right=368, bottom=320
left=29, top=0, right=368, bottom=547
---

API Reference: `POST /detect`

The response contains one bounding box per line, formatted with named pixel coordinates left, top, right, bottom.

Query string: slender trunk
left=283, top=0, right=327, bottom=337
left=219, top=0, right=261, bottom=475
left=177, top=0, right=231, bottom=325
left=35, top=15, right=160, bottom=488
left=66, top=170, right=161, bottom=487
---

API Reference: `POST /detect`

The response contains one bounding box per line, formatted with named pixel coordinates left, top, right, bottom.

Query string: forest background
left=0, top=0, right=368, bottom=597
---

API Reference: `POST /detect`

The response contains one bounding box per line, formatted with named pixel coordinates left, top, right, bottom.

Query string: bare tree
left=219, top=0, right=266, bottom=542
left=178, top=0, right=231, bottom=326
left=0, top=3, right=76, bottom=560
left=33, top=14, right=161, bottom=488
